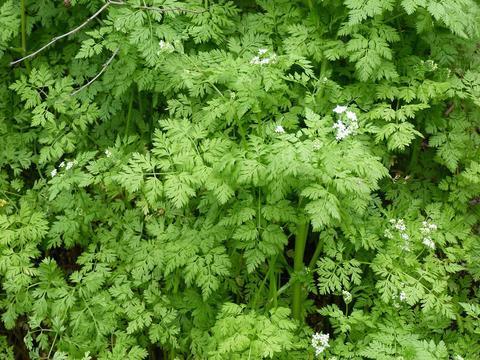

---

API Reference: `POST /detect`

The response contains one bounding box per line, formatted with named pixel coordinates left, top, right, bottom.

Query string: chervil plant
left=1, top=0, right=480, bottom=359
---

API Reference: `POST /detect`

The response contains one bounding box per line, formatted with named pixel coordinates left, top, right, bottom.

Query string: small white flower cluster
left=399, top=291, right=407, bottom=302
left=342, top=290, right=352, bottom=304
left=391, top=218, right=406, bottom=231
left=312, top=332, right=330, bottom=356
left=105, top=149, right=112, bottom=158
left=51, top=160, right=77, bottom=177
left=389, top=218, right=410, bottom=251
left=274, top=125, right=285, bottom=134
left=421, top=220, right=437, bottom=250
left=421, top=59, right=438, bottom=71
left=157, top=40, right=175, bottom=54
left=250, top=48, right=277, bottom=65
left=332, top=105, right=358, bottom=140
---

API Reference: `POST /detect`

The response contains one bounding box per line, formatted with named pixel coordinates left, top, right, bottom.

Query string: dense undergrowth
left=1, top=0, right=480, bottom=359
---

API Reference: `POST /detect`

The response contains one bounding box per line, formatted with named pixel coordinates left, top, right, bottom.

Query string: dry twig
left=71, top=48, right=120, bottom=96
left=10, top=1, right=204, bottom=66
left=10, top=1, right=120, bottom=66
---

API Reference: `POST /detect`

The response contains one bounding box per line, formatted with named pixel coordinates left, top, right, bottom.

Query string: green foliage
left=1, top=0, right=480, bottom=358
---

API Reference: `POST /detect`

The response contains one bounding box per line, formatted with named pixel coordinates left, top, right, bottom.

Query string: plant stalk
left=20, top=0, right=31, bottom=71
left=292, top=221, right=309, bottom=321
left=308, top=232, right=322, bottom=269
left=125, top=87, right=134, bottom=138
left=268, top=257, right=278, bottom=308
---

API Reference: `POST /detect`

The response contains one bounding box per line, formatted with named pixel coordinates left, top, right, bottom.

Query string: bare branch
left=71, top=48, right=120, bottom=96
left=10, top=0, right=204, bottom=67
left=133, top=5, right=205, bottom=14
left=10, top=1, right=117, bottom=66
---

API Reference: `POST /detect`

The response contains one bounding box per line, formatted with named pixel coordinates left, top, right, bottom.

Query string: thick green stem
left=308, top=232, right=322, bottom=269
left=268, top=257, right=278, bottom=308
left=20, top=0, right=31, bottom=71
left=292, top=221, right=309, bottom=321
left=408, top=138, right=421, bottom=173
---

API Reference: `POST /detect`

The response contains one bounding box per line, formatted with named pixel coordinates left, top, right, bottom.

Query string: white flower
left=250, top=50, right=276, bottom=66
left=312, top=332, right=330, bottom=356
left=274, top=125, right=285, bottom=134
left=313, top=140, right=322, bottom=150
left=393, top=219, right=406, bottom=231
left=422, top=237, right=435, bottom=249
left=342, top=290, right=352, bottom=304
left=424, top=59, right=438, bottom=71
left=390, top=218, right=406, bottom=231
left=421, top=220, right=437, bottom=234
left=59, top=161, right=65, bottom=168
left=50, top=168, right=57, bottom=177
left=401, top=233, right=409, bottom=240
left=250, top=56, right=261, bottom=65
left=346, top=111, right=357, bottom=121
left=333, top=105, right=347, bottom=114
left=158, top=40, right=175, bottom=54
left=332, top=107, right=359, bottom=140
left=105, top=149, right=112, bottom=158
left=399, top=291, right=406, bottom=302
left=65, top=161, right=74, bottom=170
left=401, top=242, right=411, bottom=251
left=333, top=120, right=350, bottom=140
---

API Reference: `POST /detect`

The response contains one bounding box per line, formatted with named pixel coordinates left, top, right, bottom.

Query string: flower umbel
left=342, top=290, right=352, bottom=304
left=274, top=125, right=285, bottom=134
left=312, top=332, right=330, bottom=356
left=422, top=237, right=435, bottom=249
left=389, top=219, right=410, bottom=251
left=158, top=40, right=175, bottom=54
left=333, top=105, right=347, bottom=114
left=332, top=106, right=358, bottom=140
left=250, top=48, right=277, bottom=65
left=345, top=110, right=357, bottom=121
left=421, top=220, right=437, bottom=249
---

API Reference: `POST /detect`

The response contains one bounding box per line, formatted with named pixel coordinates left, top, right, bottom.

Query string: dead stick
left=10, top=1, right=118, bottom=66
left=134, top=5, right=205, bottom=13
left=71, top=48, right=120, bottom=96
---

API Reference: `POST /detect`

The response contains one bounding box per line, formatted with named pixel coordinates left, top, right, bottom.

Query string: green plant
left=1, top=0, right=480, bottom=359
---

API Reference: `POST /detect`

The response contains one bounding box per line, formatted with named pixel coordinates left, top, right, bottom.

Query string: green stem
left=20, top=0, right=31, bottom=72
left=308, top=232, right=322, bottom=269
left=125, top=87, right=134, bottom=139
left=251, top=266, right=271, bottom=309
left=307, top=0, right=319, bottom=27
left=408, top=138, right=421, bottom=173
left=292, top=221, right=309, bottom=321
left=173, top=270, right=180, bottom=294
left=268, top=257, right=278, bottom=308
